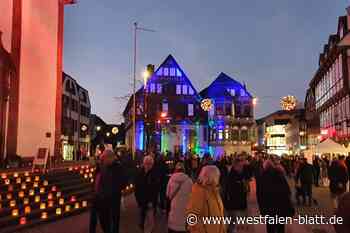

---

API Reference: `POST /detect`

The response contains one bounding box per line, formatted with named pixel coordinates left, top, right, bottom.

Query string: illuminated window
left=176, top=85, right=181, bottom=95
left=150, top=83, right=156, bottom=93
left=170, top=68, right=176, bottom=76
left=182, top=85, right=188, bottom=95
left=164, top=68, right=169, bottom=76
left=188, top=86, right=194, bottom=95
left=157, top=84, right=162, bottom=94
left=156, top=68, right=163, bottom=76
left=218, top=130, right=223, bottom=140
left=229, top=89, right=235, bottom=96
left=225, top=129, right=229, bottom=140
left=188, top=104, right=194, bottom=116
left=162, top=102, right=168, bottom=113
left=240, top=89, right=246, bottom=96
left=176, top=68, right=182, bottom=77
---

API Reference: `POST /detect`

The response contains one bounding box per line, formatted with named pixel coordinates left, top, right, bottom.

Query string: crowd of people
left=89, top=145, right=350, bottom=233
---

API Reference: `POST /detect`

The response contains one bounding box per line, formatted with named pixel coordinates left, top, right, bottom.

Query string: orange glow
left=20, top=217, right=27, bottom=225
left=41, top=212, right=48, bottom=219
left=1, top=173, right=7, bottom=179
left=160, top=112, right=167, bottom=118
left=29, top=189, right=35, bottom=196
left=82, top=200, right=87, bottom=208
left=48, top=200, right=54, bottom=208
left=24, top=206, right=31, bottom=215
left=18, top=191, right=25, bottom=198
left=35, top=195, right=40, bottom=203
left=65, top=205, right=71, bottom=212
left=12, top=209, right=19, bottom=217
left=40, top=203, right=46, bottom=210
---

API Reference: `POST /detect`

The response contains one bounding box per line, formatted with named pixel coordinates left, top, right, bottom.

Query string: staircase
left=0, top=165, right=134, bottom=233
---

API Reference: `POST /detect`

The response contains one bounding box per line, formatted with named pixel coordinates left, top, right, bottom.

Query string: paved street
left=14, top=180, right=338, bottom=233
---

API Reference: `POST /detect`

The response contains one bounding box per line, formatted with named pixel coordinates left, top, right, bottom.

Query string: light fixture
left=70, top=196, right=76, bottom=202
left=74, top=202, right=80, bottom=209
left=16, top=178, right=21, bottom=184
left=21, top=183, right=26, bottom=190
left=29, top=189, right=35, bottom=196
left=5, top=179, right=10, bottom=185
left=96, top=126, right=101, bottom=131
left=81, top=124, right=88, bottom=132
left=1, top=173, right=7, bottom=179
left=43, top=180, right=48, bottom=186
left=106, top=132, right=111, bottom=137
left=48, top=193, right=53, bottom=200
left=33, top=182, right=38, bottom=188
left=24, top=172, right=29, bottom=177
left=48, top=200, right=54, bottom=208
left=84, top=174, right=88, bottom=179
left=25, top=177, right=31, bottom=182
left=40, top=187, right=45, bottom=194
left=59, top=198, right=64, bottom=205
left=112, top=127, right=119, bottom=135
left=34, top=176, right=40, bottom=182
left=13, top=172, right=19, bottom=178
left=56, top=192, right=61, bottom=198
left=18, top=191, right=25, bottom=198
left=7, top=193, right=12, bottom=200
left=51, top=186, right=57, bottom=192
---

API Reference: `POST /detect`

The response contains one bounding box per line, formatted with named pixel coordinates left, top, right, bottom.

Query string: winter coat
left=166, top=172, right=193, bottom=232
left=329, top=161, right=349, bottom=195
left=186, top=183, right=226, bottom=233
left=134, top=168, right=160, bottom=208
left=222, top=168, right=248, bottom=211
left=334, top=192, right=350, bottom=233
left=296, top=163, right=314, bottom=184
left=258, top=168, right=294, bottom=217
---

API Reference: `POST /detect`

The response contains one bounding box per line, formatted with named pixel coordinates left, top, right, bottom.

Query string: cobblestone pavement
left=16, top=180, right=338, bottom=233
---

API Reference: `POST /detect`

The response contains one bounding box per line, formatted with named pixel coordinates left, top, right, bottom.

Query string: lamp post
left=132, top=22, right=155, bottom=158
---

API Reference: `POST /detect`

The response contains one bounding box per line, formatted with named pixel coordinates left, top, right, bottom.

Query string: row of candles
left=16, top=200, right=88, bottom=225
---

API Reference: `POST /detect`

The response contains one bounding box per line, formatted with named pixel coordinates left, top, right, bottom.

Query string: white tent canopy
left=313, top=138, right=348, bottom=154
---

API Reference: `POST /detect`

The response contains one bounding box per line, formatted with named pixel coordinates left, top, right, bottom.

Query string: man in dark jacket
left=296, top=158, right=315, bottom=206
left=135, top=155, right=160, bottom=231
left=334, top=192, right=350, bottom=233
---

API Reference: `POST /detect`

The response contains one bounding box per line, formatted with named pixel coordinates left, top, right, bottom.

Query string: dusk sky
left=63, top=0, right=348, bottom=124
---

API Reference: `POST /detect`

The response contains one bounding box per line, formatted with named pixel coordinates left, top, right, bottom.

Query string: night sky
left=63, top=0, right=348, bottom=123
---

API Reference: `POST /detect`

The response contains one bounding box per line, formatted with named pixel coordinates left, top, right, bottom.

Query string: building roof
left=256, top=109, right=305, bottom=124
left=200, top=72, right=253, bottom=99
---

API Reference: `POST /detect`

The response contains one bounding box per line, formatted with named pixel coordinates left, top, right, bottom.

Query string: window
left=241, top=130, right=248, bottom=141
left=150, top=83, right=156, bottom=93
left=216, top=103, right=224, bottom=115
left=225, top=104, right=232, bottom=116
left=225, top=129, right=229, bottom=140
left=176, top=68, right=182, bottom=77
left=170, top=68, right=176, bottom=76
left=176, top=85, right=181, bottom=95
left=164, top=68, right=169, bottom=76
left=156, top=68, right=163, bottom=76
left=188, top=104, right=194, bottom=116
left=218, top=130, right=223, bottom=140
left=240, top=89, right=246, bottom=96
left=229, top=89, right=235, bottom=96
left=162, top=102, right=168, bottom=113
left=188, top=86, right=194, bottom=95
left=182, top=85, right=188, bottom=95
left=157, top=84, right=162, bottom=94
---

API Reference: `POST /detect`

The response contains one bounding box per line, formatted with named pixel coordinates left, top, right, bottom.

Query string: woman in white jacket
left=167, top=162, right=193, bottom=233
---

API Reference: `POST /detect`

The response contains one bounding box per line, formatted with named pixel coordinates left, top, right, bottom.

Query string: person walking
left=296, top=158, right=315, bottom=206
left=222, top=158, right=248, bottom=233
left=329, top=156, right=349, bottom=209
left=186, top=165, right=226, bottom=233
left=313, top=156, right=321, bottom=187
left=135, top=156, right=160, bottom=233
left=166, top=162, right=193, bottom=233
left=334, top=192, right=350, bottom=233
left=259, top=160, right=295, bottom=233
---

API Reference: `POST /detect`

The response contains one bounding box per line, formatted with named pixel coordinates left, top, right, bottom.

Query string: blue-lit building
left=123, top=55, right=208, bottom=155
left=200, top=73, right=256, bottom=155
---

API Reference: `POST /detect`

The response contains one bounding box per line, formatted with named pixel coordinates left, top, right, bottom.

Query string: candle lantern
left=56, top=207, right=62, bottom=215
left=70, top=196, right=76, bottom=202
left=18, top=191, right=24, bottom=198
left=35, top=195, right=40, bottom=203
left=65, top=205, right=71, bottom=212
left=74, top=202, right=80, bottom=209
left=29, top=189, right=35, bottom=196
left=40, top=187, right=45, bottom=193
left=48, top=200, right=54, bottom=207
left=41, top=212, right=48, bottom=219
left=40, top=202, right=46, bottom=210
left=10, top=200, right=16, bottom=207
left=82, top=200, right=88, bottom=208
left=80, top=170, right=84, bottom=175
left=12, top=209, right=19, bottom=217
left=19, top=217, right=27, bottom=225
left=23, top=198, right=29, bottom=205
left=34, top=176, right=40, bottom=182
left=43, top=180, right=48, bottom=186
left=25, top=177, right=31, bottom=182
left=13, top=172, right=19, bottom=178
left=89, top=173, right=93, bottom=178
left=68, top=167, right=73, bottom=171
left=24, top=206, right=31, bottom=215
left=21, top=183, right=26, bottom=190
left=59, top=198, right=64, bottom=205
left=16, top=178, right=21, bottom=184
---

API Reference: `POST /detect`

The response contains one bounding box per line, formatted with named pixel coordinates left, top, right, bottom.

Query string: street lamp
left=132, top=22, right=155, bottom=158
